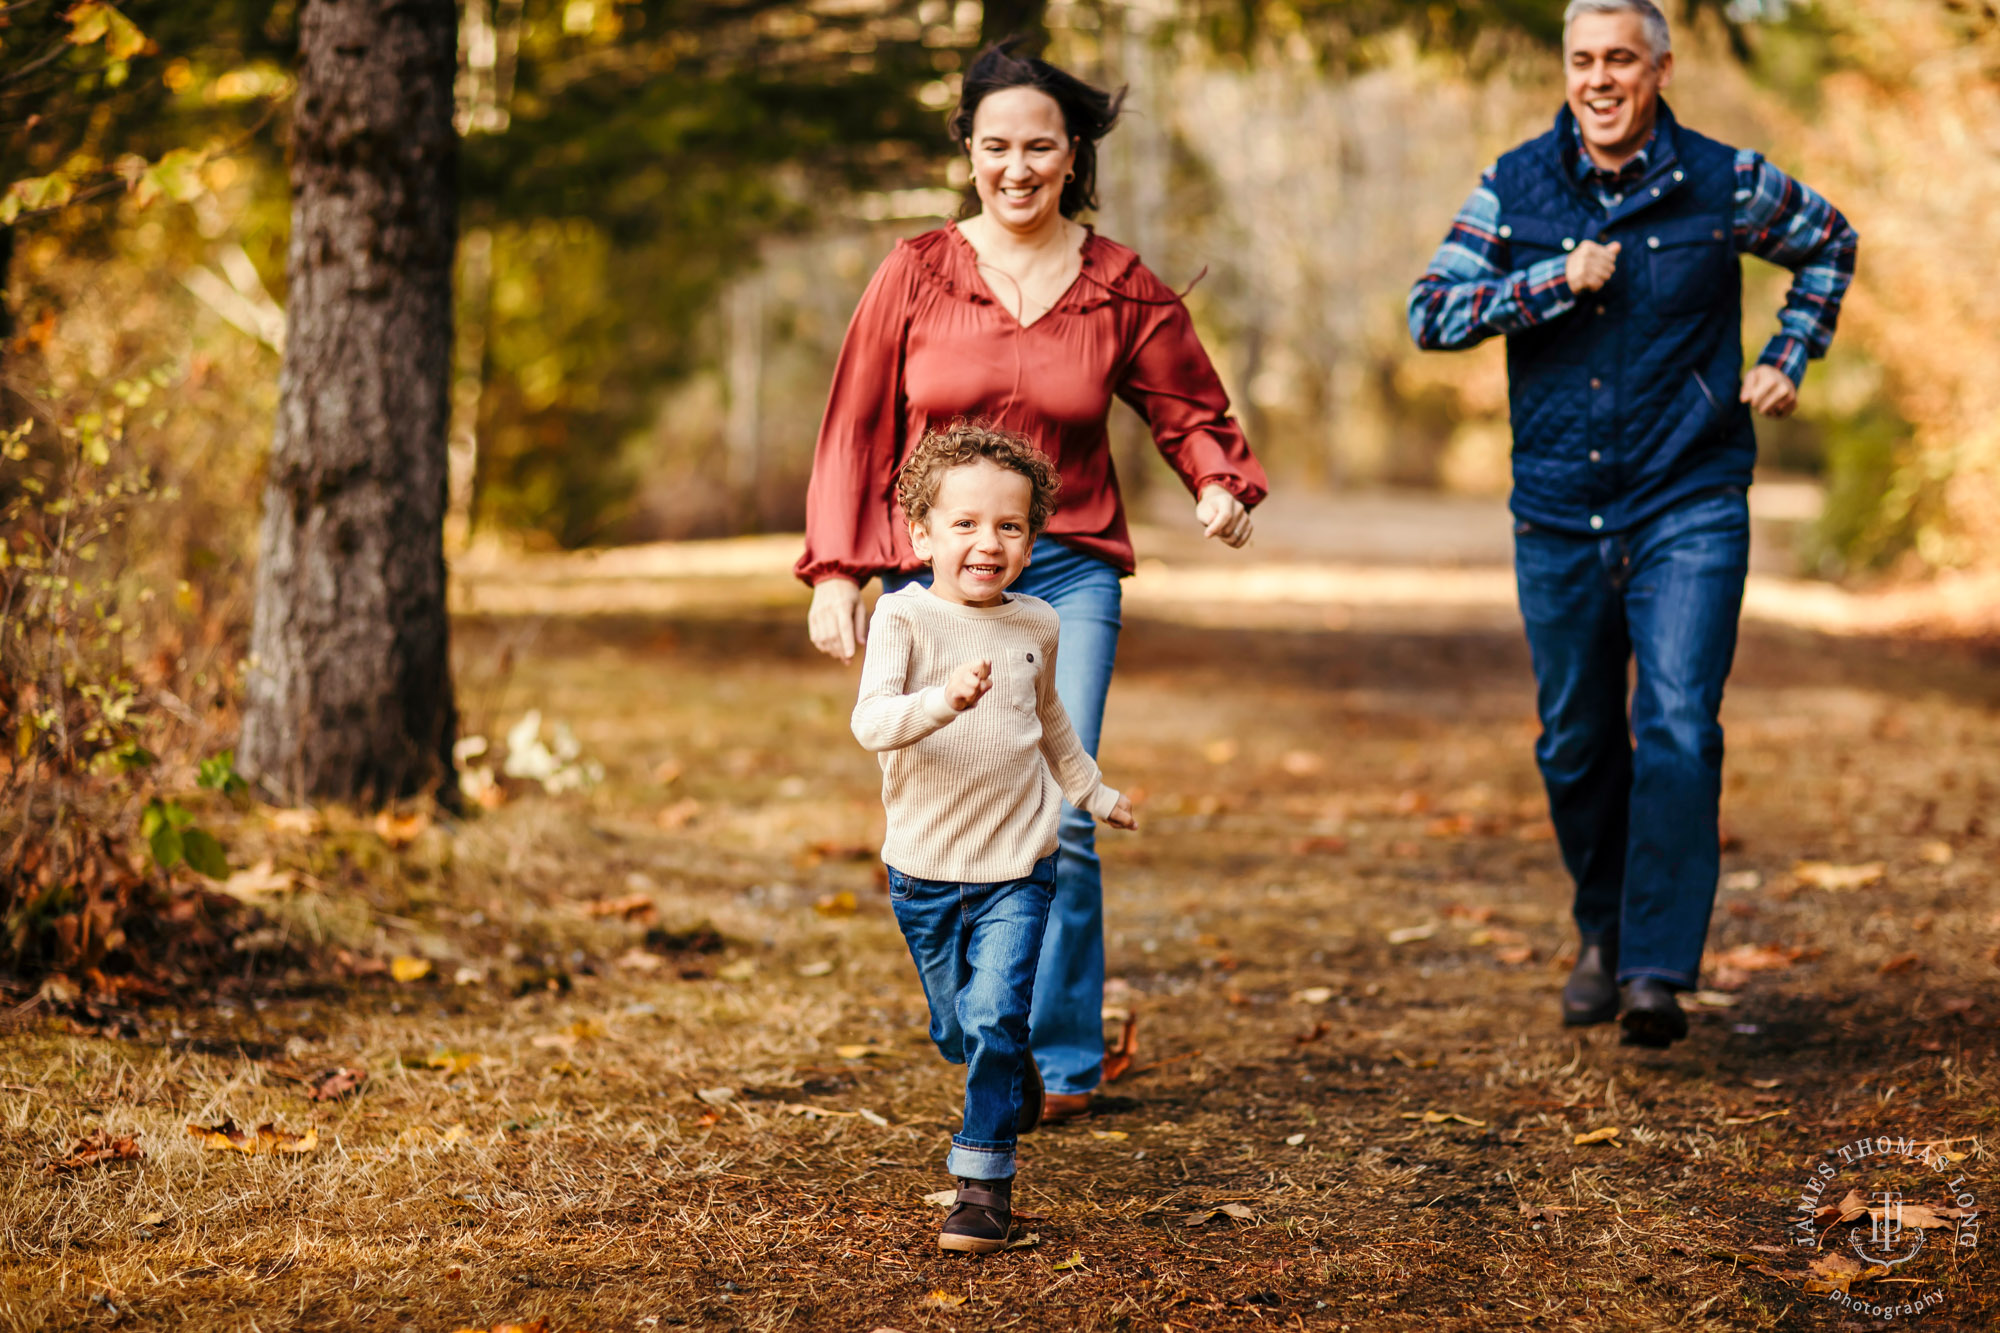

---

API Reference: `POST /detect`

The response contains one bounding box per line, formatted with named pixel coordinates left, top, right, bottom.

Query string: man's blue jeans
left=882, top=536, right=1123, bottom=1095
left=1513, top=486, right=1749, bottom=989
left=888, top=853, right=1057, bottom=1180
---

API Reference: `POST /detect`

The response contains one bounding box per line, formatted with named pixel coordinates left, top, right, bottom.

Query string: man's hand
left=1195, top=484, right=1253, bottom=548
left=945, top=659, right=992, bottom=712
left=1564, top=240, right=1621, bottom=294
left=808, top=577, right=868, bottom=663
left=1104, top=793, right=1137, bottom=830
left=1739, top=364, right=1798, bottom=418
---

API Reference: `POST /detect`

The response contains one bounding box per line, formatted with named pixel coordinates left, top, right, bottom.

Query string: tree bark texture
left=241, top=0, right=459, bottom=805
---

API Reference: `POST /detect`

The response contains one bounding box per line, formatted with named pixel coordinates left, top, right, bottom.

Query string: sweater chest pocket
left=997, top=648, right=1041, bottom=717
left=1644, top=218, right=1732, bottom=317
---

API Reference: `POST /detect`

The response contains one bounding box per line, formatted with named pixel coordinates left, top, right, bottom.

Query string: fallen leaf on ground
left=1711, top=943, right=1811, bottom=974
left=1294, top=1020, right=1332, bottom=1045
left=1793, top=860, right=1885, bottom=891
left=390, top=956, right=433, bottom=984
left=1919, top=841, right=1954, bottom=865
left=256, top=1122, right=318, bottom=1153
left=1804, top=1250, right=1891, bottom=1295
left=220, top=859, right=294, bottom=901
left=1181, top=1202, right=1258, bottom=1226
left=614, top=947, right=664, bottom=972
left=265, top=807, right=324, bottom=835
left=1290, top=987, right=1335, bottom=1005
left=424, top=1050, right=482, bottom=1075
left=779, top=1103, right=859, bottom=1119
left=1518, top=1201, right=1569, bottom=1222
left=1720, top=869, right=1762, bottom=892
left=46, top=1129, right=144, bottom=1173
left=923, top=1189, right=958, bottom=1206
left=1386, top=923, right=1437, bottom=945
left=1090, top=1130, right=1128, bottom=1141
left=453, top=966, right=484, bottom=986
left=814, top=892, right=859, bottom=917
left=695, top=1087, right=737, bottom=1106
left=584, top=893, right=656, bottom=921
left=716, top=958, right=757, bottom=981
left=188, top=1119, right=257, bottom=1153
left=1573, top=1126, right=1621, bottom=1146
left=1050, top=1253, right=1087, bottom=1271
left=656, top=798, right=701, bottom=829
left=1002, top=1231, right=1041, bottom=1251
left=306, top=1067, right=366, bottom=1101
left=1493, top=946, right=1535, bottom=966
left=926, top=1290, right=969, bottom=1307
left=1878, top=951, right=1924, bottom=975
left=373, top=810, right=431, bottom=848
left=1815, top=1189, right=1873, bottom=1225
left=796, top=960, right=835, bottom=977
left=856, top=1108, right=890, bottom=1127
left=1692, top=991, right=1740, bottom=1008
left=1401, top=1109, right=1487, bottom=1127
left=835, top=1044, right=891, bottom=1060
left=1720, top=1109, right=1790, bottom=1126
left=1284, top=1133, right=1306, bottom=1146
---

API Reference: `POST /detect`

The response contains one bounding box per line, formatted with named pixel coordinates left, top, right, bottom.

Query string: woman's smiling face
left=967, top=86, right=1075, bottom=233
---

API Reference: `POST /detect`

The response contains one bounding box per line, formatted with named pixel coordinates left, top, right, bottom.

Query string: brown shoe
left=938, top=1177, right=1012, bottom=1254
left=1041, top=1092, right=1091, bottom=1124
left=1017, top=1059, right=1044, bottom=1134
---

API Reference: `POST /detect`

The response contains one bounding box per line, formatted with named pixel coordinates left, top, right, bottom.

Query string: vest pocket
left=1646, top=221, right=1732, bottom=317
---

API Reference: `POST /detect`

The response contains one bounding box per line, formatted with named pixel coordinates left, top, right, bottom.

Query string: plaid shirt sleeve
left=1408, top=168, right=1577, bottom=350
left=1735, top=149, right=1858, bottom=385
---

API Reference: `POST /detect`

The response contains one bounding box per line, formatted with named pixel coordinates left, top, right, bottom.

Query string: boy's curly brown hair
left=896, top=420, right=1061, bottom=536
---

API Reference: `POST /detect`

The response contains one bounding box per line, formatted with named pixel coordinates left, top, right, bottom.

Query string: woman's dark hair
left=948, top=42, right=1125, bottom=220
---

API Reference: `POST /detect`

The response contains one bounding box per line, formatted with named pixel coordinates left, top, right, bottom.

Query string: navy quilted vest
left=1494, top=102, right=1754, bottom=536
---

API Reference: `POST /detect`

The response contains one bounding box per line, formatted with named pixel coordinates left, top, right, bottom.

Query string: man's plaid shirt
left=1408, top=122, right=1858, bottom=385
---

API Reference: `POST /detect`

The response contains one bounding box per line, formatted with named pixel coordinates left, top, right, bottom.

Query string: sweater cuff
left=1086, top=783, right=1121, bottom=821
left=920, top=686, right=960, bottom=725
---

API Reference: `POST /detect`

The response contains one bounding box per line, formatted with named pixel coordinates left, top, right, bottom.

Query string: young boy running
left=851, top=421, right=1136, bottom=1254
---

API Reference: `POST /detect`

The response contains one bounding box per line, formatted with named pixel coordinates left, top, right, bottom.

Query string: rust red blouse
left=796, top=224, right=1268, bottom=584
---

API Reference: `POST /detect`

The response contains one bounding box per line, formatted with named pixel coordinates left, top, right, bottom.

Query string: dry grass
left=4, top=584, right=1999, bottom=1332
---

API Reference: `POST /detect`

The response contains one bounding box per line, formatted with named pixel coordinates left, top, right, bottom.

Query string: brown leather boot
left=1041, top=1092, right=1091, bottom=1124
left=938, top=1177, right=1012, bottom=1254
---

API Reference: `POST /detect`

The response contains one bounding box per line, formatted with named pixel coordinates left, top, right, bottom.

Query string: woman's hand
left=1195, top=484, right=1253, bottom=548
left=808, top=577, right=868, bottom=663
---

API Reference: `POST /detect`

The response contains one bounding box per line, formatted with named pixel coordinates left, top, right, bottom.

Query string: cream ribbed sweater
left=852, top=585, right=1120, bottom=882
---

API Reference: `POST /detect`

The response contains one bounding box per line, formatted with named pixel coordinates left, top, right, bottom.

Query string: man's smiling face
left=1565, top=9, right=1673, bottom=169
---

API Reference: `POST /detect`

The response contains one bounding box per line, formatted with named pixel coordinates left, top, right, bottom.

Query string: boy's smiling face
left=909, top=458, right=1035, bottom=608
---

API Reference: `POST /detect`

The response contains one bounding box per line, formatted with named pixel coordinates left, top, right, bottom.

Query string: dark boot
left=1561, top=940, right=1619, bottom=1026
left=1619, top=978, right=1688, bottom=1047
left=938, top=1176, right=1013, bottom=1254
left=1016, top=1058, right=1044, bottom=1135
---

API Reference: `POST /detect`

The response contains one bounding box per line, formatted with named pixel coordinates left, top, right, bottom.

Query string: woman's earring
left=1065, top=171, right=1075, bottom=182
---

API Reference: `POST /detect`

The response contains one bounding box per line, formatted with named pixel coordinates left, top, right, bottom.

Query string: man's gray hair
left=1563, top=0, right=1673, bottom=62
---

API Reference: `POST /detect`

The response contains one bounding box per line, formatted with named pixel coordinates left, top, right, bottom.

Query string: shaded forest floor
left=5, top=568, right=2000, bottom=1332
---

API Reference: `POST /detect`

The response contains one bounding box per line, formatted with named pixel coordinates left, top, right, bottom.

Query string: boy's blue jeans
left=881, top=535, right=1122, bottom=1096
left=1514, top=486, right=1750, bottom=989
left=888, top=853, right=1057, bottom=1181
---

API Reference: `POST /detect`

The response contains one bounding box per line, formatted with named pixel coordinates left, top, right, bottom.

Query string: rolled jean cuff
left=1617, top=965, right=1695, bottom=989
left=946, top=1139, right=1016, bottom=1181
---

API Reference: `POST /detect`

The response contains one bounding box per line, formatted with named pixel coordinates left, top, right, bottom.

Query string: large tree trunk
left=241, top=0, right=459, bottom=806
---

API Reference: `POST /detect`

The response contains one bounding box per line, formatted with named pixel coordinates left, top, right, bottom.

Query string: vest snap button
left=1562, top=237, right=1576, bottom=251
left=1673, top=169, right=1684, bottom=181
left=1590, top=515, right=1604, bottom=530
left=1651, top=187, right=1661, bottom=196
left=1647, top=236, right=1660, bottom=249
left=1499, top=224, right=1513, bottom=238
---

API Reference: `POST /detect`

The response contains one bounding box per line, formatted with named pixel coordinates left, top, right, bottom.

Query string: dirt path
left=5, top=579, right=1998, bottom=1332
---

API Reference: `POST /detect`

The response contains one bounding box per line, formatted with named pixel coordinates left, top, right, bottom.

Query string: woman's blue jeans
left=888, top=854, right=1056, bottom=1180
left=1513, top=486, right=1750, bottom=988
left=881, top=535, right=1123, bottom=1095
